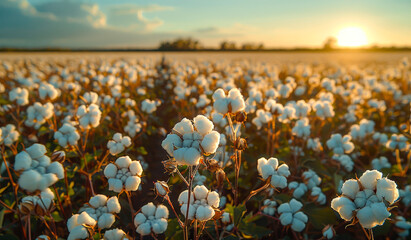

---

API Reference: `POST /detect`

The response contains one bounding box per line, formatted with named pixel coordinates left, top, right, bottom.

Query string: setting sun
left=337, top=27, right=368, bottom=47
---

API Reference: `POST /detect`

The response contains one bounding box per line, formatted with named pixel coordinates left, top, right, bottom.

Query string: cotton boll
left=134, top=213, right=147, bottom=225
left=26, top=144, right=47, bottom=159
left=104, top=164, right=118, bottom=178
left=151, top=218, right=168, bottom=234
left=103, top=228, right=126, bottom=240
left=173, top=118, right=194, bottom=135
left=141, top=202, right=156, bottom=216
left=259, top=163, right=274, bottom=180
left=108, top=178, right=123, bottom=192
left=180, top=204, right=196, bottom=220
left=115, top=156, right=131, bottom=169
left=89, top=195, right=108, bottom=208
left=341, top=179, right=360, bottom=199
left=19, top=169, right=42, bottom=192
left=77, top=212, right=97, bottom=226
left=125, top=176, right=141, bottom=191
left=183, top=147, right=201, bottom=165
left=194, top=115, right=214, bottom=136
left=291, top=213, right=308, bottom=232
left=107, top=197, right=121, bottom=213
left=277, top=164, right=291, bottom=177
left=201, top=131, right=220, bottom=154
left=67, top=214, right=79, bottom=231
left=271, top=175, right=287, bottom=189
left=279, top=212, right=293, bottom=225
left=98, top=213, right=115, bottom=229
left=331, top=197, right=356, bottom=221
left=14, top=151, right=32, bottom=171
left=47, top=162, right=64, bottom=179
left=129, top=161, right=143, bottom=176
left=376, top=178, right=399, bottom=204
left=155, top=205, right=169, bottom=219
left=194, top=185, right=209, bottom=200
left=178, top=190, right=194, bottom=204
left=359, top=170, right=382, bottom=190
left=68, top=225, right=89, bottom=240
left=207, top=191, right=220, bottom=208
left=136, top=222, right=152, bottom=236
left=196, top=205, right=215, bottom=221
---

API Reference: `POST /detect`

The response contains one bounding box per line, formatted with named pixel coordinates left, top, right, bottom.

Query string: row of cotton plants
left=0, top=55, right=410, bottom=240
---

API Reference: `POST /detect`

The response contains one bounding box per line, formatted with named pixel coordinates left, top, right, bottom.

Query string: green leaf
left=0, top=209, right=5, bottom=228
left=239, top=221, right=272, bottom=239
left=226, top=204, right=246, bottom=227
left=165, top=218, right=183, bottom=239
left=51, top=211, right=63, bottom=222
left=303, top=204, right=337, bottom=230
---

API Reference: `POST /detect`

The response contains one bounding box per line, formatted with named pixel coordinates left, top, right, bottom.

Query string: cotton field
left=0, top=53, right=410, bottom=240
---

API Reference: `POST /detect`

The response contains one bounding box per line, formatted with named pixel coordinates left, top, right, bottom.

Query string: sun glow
left=337, top=27, right=368, bottom=47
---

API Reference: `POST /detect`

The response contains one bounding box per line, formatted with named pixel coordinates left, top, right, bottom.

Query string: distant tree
left=220, top=41, right=237, bottom=50
left=323, top=37, right=337, bottom=50
left=158, top=38, right=203, bottom=51
left=241, top=42, right=264, bottom=51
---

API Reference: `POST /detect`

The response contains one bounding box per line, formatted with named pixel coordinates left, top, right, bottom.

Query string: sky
left=0, top=0, right=410, bottom=49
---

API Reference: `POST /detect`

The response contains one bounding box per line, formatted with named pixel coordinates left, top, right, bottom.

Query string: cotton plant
left=39, top=83, right=59, bottom=100
left=326, top=134, right=355, bottom=155
left=349, top=119, right=375, bottom=140
left=399, top=185, right=411, bottom=206
left=9, top=87, right=29, bottom=106
left=54, top=123, right=80, bottom=148
left=310, top=187, right=326, bottom=205
left=25, top=102, right=54, bottom=129
left=262, top=199, right=277, bottom=216
left=302, top=169, right=321, bottom=190
left=141, top=99, right=161, bottom=114
left=161, top=115, right=220, bottom=166
left=278, top=199, right=308, bottom=232
left=82, top=91, right=98, bottom=104
left=292, top=118, right=310, bottom=138
left=76, top=103, right=102, bottom=129
left=307, top=138, right=322, bottom=152
left=67, top=212, right=97, bottom=240
left=178, top=185, right=220, bottom=221
left=313, top=100, right=334, bottom=119
left=212, top=88, right=246, bottom=115
left=257, top=157, right=291, bottom=189
left=386, top=134, right=408, bottom=151
left=394, top=216, right=411, bottom=238
left=133, top=202, right=169, bottom=236
left=251, top=109, right=272, bottom=130
left=19, top=188, right=55, bottom=216
left=332, top=154, right=354, bottom=172
left=288, top=181, right=308, bottom=199
left=14, top=144, right=64, bottom=192
left=371, top=156, right=391, bottom=170
left=331, top=170, right=399, bottom=229
left=104, top=156, right=143, bottom=192
left=107, top=133, right=132, bottom=155
left=0, top=124, right=20, bottom=147
left=79, top=194, right=121, bottom=229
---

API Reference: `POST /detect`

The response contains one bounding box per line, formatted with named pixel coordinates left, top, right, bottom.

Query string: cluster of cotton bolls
left=104, top=156, right=143, bottom=192
left=54, top=123, right=80, bottom=147
left=257, top=157, right=290, bottom=189
left=107, top=133, right=132, bottom=155
left=161, top=115, right=220, bottom=166
left=25, top=102, right=54, bottom=129
left=0, top=124, right=20, bottom=146
left=14, top=144, right=64, bottom=192
left=79, top=194, right=121, bottom=229
left=331, top=170, right=399, bottom=229
left=178, top=185, right=220, bottom=221
left=133, top=202, right=169, bottom=235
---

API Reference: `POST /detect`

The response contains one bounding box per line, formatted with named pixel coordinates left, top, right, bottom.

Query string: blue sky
left=1, top=0, right=410, bottom=48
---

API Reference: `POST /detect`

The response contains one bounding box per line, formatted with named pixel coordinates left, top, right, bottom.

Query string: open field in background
left=0, top=52, right=410, bottom=240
